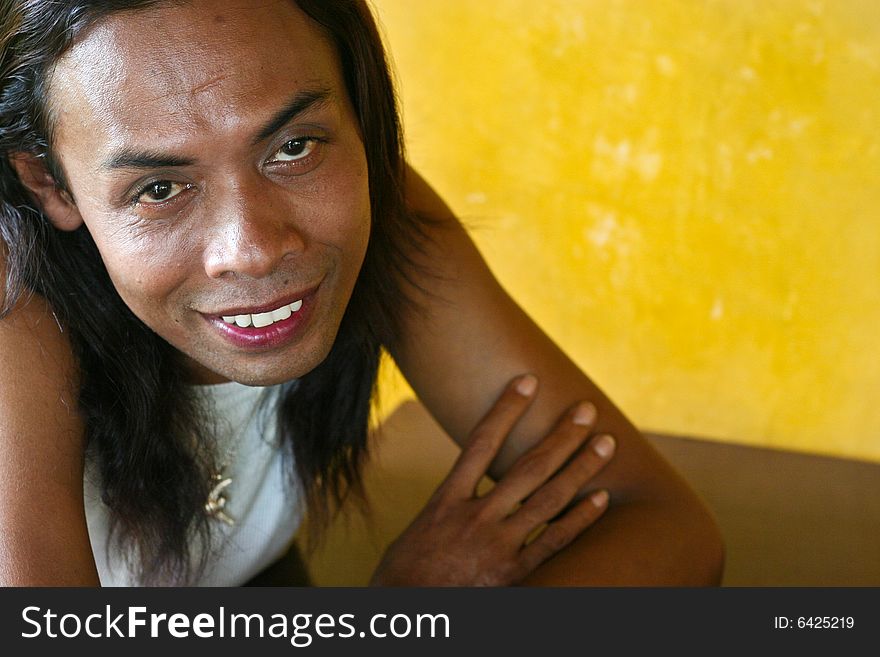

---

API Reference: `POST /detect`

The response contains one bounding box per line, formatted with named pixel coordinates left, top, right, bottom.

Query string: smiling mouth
left=220, top=298, right=304, bottom=329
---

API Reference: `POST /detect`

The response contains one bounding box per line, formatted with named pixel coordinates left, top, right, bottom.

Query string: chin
left=198, top=339, right=336, bottom=387
left=231, top=368, right=307, bottom=388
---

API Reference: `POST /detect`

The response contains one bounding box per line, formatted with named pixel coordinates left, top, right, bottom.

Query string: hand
left=369, top=374, right=616, bottom=586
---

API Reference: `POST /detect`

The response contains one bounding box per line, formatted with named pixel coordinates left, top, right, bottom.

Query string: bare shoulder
left=0, top=267, right=98, bottom=584
left=0, top=287, right=78, bottom=389
left=0, top=272, right=80, bottom=439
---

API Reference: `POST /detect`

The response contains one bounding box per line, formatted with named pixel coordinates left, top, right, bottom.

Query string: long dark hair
left=0, top=0, right=427, bottom=584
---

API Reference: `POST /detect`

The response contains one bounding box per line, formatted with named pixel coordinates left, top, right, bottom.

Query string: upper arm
left=389, top=166, right=703, bottom=506
left=390, top=167, right=724, bottom=584
left=0, top=286, right=98, bottom=585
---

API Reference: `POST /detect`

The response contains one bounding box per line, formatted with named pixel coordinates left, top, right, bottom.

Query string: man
left=0, top=0, right=723, bottom=585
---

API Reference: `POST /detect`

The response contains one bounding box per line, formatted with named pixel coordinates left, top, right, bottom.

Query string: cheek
left=338, top=189, right=372, bottom=283
left=305, top=153, right=372, bottom=272
left=80, top=214, right=197, bottom=319
left=335, top=160, right=372, bottom=258
left=103, top=255, right=188, bottom=323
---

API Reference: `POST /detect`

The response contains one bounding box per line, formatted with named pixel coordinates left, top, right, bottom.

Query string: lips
left=220, top=298, right=304, bottom=328
left=203, top=286, right=318, bottom=350
left=206, top=285, right=316, bottom=323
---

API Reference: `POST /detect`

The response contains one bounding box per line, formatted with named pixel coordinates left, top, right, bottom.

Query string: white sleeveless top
left=83, top=382, right=304, bottom=586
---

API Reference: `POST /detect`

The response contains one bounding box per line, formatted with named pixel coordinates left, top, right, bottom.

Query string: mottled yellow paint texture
left=370, top=0, right=880, bottom=462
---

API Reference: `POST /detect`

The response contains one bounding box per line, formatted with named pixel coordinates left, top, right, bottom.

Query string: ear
left=8, top=152, right=84, bottom=231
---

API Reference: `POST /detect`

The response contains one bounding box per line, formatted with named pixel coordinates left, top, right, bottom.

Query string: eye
left=269, top=137, right=321, bottom=163
left=134, top=180, right=191, bottom=205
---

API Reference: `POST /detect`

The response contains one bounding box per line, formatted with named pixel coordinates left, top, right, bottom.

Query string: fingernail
left=516, top=374, right=538, bottom=396
left=591, top=489, right=610, bottom=508
left=572, top=401, right=596, bottom=426
left=591, top=434, right=616, bottom=458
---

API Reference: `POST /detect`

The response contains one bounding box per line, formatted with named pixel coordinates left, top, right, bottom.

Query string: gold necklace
left=201, top=385, right=266, bottom=526
left=205, top=471, right=235, bottom=526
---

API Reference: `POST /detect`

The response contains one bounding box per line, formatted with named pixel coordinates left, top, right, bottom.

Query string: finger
left=483, top=400, right=598, bottom=513
left=440, top=374, right=538, bottom=498
left=507, top=433, right=615, bottom=532
left=513, top=489, right=610, bottom=579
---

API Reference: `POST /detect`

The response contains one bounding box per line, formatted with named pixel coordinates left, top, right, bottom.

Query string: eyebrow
left=101, top=87, right=334, bottom=172
left=252, top=87, right=334, bottom=145
left=102, top=150, right=195, bottom=171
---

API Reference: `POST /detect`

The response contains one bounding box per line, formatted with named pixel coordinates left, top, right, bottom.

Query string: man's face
left=46, top=0, right=371, bottom=385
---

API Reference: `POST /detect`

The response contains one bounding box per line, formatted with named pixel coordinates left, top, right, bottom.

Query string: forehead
left=48, top=0, right=343, bottom=158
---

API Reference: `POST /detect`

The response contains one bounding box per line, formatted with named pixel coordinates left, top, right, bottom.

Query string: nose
left=202, top=180, right=305, bottom=280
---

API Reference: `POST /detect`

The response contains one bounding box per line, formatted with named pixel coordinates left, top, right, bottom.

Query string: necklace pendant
left=205, top=473, right=235, bottom=526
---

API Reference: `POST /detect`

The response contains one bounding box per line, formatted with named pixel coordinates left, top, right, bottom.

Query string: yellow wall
left=370, top=0, right=880, bottom=462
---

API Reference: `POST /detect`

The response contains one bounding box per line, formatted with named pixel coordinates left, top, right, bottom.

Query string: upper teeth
left=221, top=299, right=303, bottom=328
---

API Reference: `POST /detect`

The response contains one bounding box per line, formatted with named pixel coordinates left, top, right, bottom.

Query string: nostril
left=202, top=194, right=307, bottom=279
